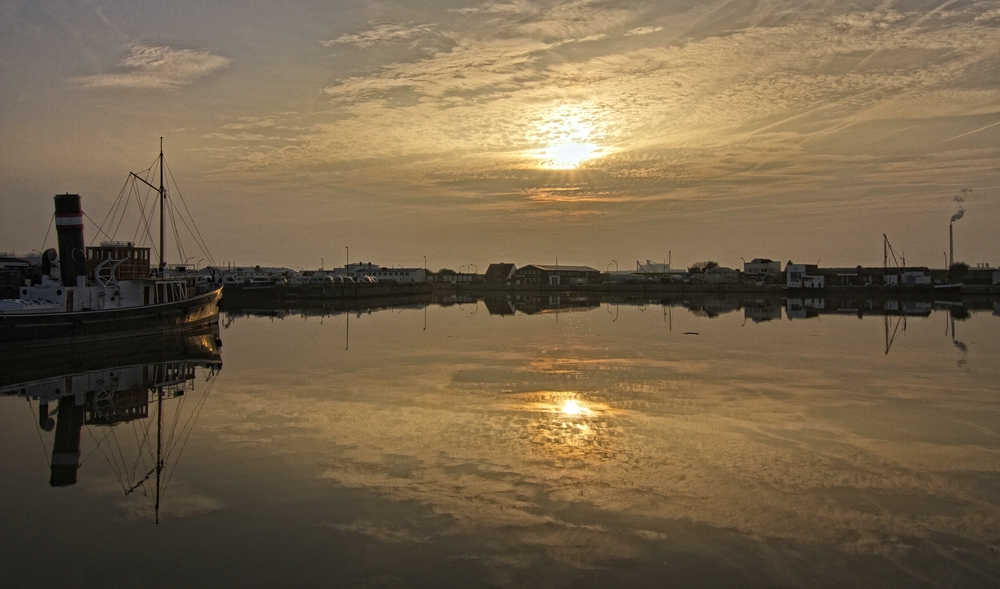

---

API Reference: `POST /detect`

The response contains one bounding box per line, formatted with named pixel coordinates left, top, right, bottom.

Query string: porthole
left=56, top=289, right=63, bottom=296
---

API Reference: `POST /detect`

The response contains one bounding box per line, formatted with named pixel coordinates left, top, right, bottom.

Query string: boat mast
left=159, top=137, right=165, bottom=272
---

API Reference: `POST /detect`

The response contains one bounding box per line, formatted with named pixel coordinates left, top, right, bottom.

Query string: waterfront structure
left=704, top=266, right=740, bottom=284
left=785, top=263, right=825, bottom=289
left=743, top=258, right=781, bottom=280
left=342, top=262, right=427, bottom=283
left=0, top=254, right=33, bottom=299
left=484, top=263, right=516, bottom=286
left=211, top=265, right=294, bottom=282
left=429, top=269, right=476, bottom=285
left=635, top=260, right=671, bottom=277
left=513, top=264, right=601, bottom=286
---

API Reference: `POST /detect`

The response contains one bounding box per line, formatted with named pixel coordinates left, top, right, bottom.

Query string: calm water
left=2, top=296, right=999, bottom=588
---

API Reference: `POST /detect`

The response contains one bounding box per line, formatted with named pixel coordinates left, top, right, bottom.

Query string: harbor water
left=1, top=297, right=998, bottom=588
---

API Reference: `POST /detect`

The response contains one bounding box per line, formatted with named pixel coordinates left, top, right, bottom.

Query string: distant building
left=901, top=271, right=931, bottom=286
left=513, top=264, right=601, bottom=286
left=743, top=258, right=781, bottom=279
left=635, top=260, right=670, bottom=275
left=429, top=269, right=474, bottom=284
left=704, top=266, right=739, bottom=284
left=785, top=263, right=825, bottom=289
left=211, top=265, right=294, bottom=282
left=342, top=262, right=426, bottom=283
left=484, top=263, right=516, bottom=286
left=0, top=254, right=33, bottom=299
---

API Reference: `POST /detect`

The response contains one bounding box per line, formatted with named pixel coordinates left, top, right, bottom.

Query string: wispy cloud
left=75, top=44, right=232, bottom=89
left=321, top=23, right=436, bottom=48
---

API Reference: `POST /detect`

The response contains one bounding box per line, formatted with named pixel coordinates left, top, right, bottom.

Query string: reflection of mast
left=155, top=385, right=163, bottom=524
left=883, top=310, right=905, bottom=355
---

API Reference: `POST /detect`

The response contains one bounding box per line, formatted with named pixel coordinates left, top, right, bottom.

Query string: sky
left=1, top=0, right=997, bottom=271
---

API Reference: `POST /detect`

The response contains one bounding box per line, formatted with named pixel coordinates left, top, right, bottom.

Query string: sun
left=542, top=141, right=601, bottom=169
left=530, top=106, right=608, bottom=170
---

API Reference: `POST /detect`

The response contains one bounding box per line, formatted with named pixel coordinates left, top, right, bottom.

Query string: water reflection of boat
left=0, top=145, right=221, bottom=349
left=0, top=326, right=222, bottom=522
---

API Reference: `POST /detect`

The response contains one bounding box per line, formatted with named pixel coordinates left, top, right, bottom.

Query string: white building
left=341, top=262, right=427, bottom=283
left=786, top=263, right=825, bottom=289
left=744, top=258, right=781, bottom=279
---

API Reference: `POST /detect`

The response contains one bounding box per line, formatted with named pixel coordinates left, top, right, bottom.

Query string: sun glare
left=561, top=399, right=590, bottom=416
left=531, top=106, right=607, bottom=169
left=543, top=142, right=601, bottom=169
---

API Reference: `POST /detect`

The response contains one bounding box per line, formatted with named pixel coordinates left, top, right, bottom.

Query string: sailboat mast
left=159, top=137, right=165, bottom=271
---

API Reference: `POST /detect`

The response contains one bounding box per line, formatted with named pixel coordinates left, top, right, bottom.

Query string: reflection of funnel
left=50, top=397, right=84, bottom=487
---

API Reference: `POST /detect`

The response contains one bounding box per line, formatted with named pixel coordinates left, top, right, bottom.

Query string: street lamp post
left=469, top=263, right=477, bottom=274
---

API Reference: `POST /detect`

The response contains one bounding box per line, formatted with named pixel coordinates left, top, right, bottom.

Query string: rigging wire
left=161, top=372, right=217, bottom=496
left=162, top=389, right=186, bottom=461
left=166, top=198, right=187, bottom=264
left=165, top=160, right=216, bottom=267
left=133, top=181, right=160, bottom=256
left=86, top=425, right=129, bottom=491
left=92, top=175, right=135, bottom=245
left=127, top=396, right=158, bottom=488
left=38, top=214, right=54, bottom=254
left=27, top=398, right=51, bottom=467
left=82, top=212, right=116, bottom=244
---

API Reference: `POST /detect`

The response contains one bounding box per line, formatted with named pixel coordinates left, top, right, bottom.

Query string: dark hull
left=0, top=287, right=222, bottom=349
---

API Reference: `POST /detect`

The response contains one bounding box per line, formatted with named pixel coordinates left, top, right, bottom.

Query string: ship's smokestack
left=949, top=223, right=954, bottom=267
left=54, top=194, right=86, bottom=287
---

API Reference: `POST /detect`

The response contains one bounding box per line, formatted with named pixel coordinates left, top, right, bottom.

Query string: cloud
left=321, top=23, right=436, bottom=48
left=624, top=26, right=662, bottom=36
left=75, top=44, right=232, bottom=89
left=450, top=1, right=538, bottom=16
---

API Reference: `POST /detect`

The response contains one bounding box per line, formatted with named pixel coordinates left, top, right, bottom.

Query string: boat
left=0, top=142, right=222, bottom=349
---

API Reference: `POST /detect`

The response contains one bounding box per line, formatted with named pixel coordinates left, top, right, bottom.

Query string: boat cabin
left=86, top=242, right=151, bottom=280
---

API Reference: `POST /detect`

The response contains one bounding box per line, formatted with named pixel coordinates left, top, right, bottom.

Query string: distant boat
left=0, top=143, right=221, bottom=348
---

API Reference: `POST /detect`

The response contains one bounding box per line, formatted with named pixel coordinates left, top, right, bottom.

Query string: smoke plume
left=951, top=188, right=970, bottom=222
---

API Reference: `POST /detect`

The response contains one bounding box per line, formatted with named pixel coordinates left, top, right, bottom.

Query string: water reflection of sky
left=2, top=305, right=998, bottom=587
